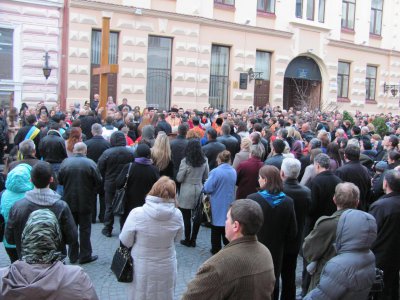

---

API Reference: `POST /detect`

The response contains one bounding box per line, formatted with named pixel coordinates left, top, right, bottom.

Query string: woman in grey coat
left=177, top=139, right=209, bottom=247
left=304, top=209, right=377, bottom=300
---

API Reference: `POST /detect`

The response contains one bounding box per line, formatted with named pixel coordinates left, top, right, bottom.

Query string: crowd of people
left=0, top=96, right=399, bottom=299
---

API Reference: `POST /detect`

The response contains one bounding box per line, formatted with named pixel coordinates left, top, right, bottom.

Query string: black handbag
left=112, top=163, right=132, bottom=215
left=111, top=246, right=133, bottom=282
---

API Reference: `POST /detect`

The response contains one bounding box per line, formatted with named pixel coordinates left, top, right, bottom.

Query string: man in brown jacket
left=182, top=199, right=275, bottom=300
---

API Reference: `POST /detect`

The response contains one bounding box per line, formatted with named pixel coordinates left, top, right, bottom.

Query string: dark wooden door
left=254, top=79, right=270, bottom=109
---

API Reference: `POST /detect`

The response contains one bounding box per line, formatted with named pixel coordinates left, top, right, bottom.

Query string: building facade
left=68, top=0, right=400, bottom=113
left=0, top=0, right=64, bottom=110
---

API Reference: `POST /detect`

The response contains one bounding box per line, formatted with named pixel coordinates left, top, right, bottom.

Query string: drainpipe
left=59, top=0, right=69, bottom=110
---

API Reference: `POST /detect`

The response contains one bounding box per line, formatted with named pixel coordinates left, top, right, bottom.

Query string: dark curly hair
left=185, top=139, right=206, bottom=167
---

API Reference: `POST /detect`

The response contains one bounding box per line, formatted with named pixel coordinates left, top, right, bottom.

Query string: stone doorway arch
left=283, top=56, right=323, bottom=111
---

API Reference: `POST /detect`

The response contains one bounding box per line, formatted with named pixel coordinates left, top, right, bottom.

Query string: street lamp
left=42, top=52, right=52, bottom=80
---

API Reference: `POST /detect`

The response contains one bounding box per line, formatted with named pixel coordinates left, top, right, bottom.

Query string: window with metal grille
left=146, top=36, right=172, bottom=110
left=209, top=45, right=230, bottom=111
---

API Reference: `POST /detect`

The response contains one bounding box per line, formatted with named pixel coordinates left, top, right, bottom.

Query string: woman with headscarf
left=0, top=163, right=34, bottom=262
left=0, top=209, right=98, bottom=300
left=120, top=176, right=183, bottom=300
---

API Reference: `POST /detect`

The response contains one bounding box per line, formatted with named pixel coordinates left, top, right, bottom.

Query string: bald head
left=73, top=142, right=87, bottom=155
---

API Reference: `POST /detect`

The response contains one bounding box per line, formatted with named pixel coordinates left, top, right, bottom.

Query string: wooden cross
left=92, top=17, right=119, bottom=118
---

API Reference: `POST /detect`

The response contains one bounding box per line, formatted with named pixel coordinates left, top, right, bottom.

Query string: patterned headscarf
left=21, top=209, right=64, bottom=264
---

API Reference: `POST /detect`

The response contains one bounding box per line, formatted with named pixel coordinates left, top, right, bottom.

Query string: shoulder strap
left=123, top=163, right=133, bottom=188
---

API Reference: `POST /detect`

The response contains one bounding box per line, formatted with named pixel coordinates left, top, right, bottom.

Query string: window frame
left=341, top=0, right=356, bottom=30
left=370, top=0, right=383, bottom=35
left=296, top=0, right=303, bottom=18
left=257, top=0, right=276, bottom=14
left=318, top=0, right=325, bottom=23
left=0, top=27, right=14, bottom=81
left=365, top=65, right=377, bottom=101
left=214, top=0, right=235, bottom=6
left=306, top=0, right=315, bottom=20
left=337, top=61, right=351, bottom=100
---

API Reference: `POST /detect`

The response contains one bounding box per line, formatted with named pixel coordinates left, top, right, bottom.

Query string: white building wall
left=0, top=0, right=63, bottom=109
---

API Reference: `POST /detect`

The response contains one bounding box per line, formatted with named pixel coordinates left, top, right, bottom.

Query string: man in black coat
left=309, top=153, right=342, bottom=228
left=369, top=170, right=400, bottom=300
left=280, top=158, right=311, bottom=300
left=38, top=123, right=68, bottom=193
left=170, top=123, right=189, bottom=182
left=202, top=128, right=226, bottom=171
left=85, top=123, right=111, bottom=222
left=14, top=115, right=42, bottom=151
left=217, top=123, right=239, bottom=159
left=78, top=109, right=102, bottom=140
left=98, top=131, right=135, bottom=237
left=39, top=123, right=67, bottom=163
left=58, top=142, right=102, bottom=264
left=335, top=144, right=371, bottom=211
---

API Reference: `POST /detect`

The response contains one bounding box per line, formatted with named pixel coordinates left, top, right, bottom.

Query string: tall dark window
left=337, top=61, right=350, bottom=98
left=370, top=0, right=383, bottom=35
left=296, top=0, right=303, bottom=18
left=214, top=0, right=235, bottom=5
left=90, top=29, right=119, bottom=102
left=318, top=0, right=325, bottom=22
left=146, top=36, right=172, bottom=110
left=306, top=0, right=315, bottom=20
left=257, top=0, right=275, bottom=13
left=366, top=65, right=377, bottom=101
left=91, top=30, right=119, bottom=64
left=341, top=0, right=356, bottom=30
left=209, top=45, right=230, bottom=110
left=0, top=28, right=13, bottom=80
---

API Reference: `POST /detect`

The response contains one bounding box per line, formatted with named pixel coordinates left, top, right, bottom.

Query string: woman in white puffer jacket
left=120, top=176, right=184, bottom=300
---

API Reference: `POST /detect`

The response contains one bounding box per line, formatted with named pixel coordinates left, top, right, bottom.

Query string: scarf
left=135, top=157, right=152, bottom=165
left=257, top=190, right=286, bottom=208
left=21, top=209, right=64, bottom=264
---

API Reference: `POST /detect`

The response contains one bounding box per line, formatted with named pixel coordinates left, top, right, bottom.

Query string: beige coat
left=182, top=236, right=275, bottom=300
left=0, top=260, right=98, bottom=300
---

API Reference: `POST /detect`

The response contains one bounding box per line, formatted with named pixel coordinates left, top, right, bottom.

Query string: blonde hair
left=240, top=137, right=252, bottom=151
left=151, top=132, right=171, bottom=171
left=148, top=176, right=176, bottom=202
left=186, top=129, right=203, bottom=139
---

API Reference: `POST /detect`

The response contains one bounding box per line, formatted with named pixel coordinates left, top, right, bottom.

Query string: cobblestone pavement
left=0, top=220, right=303, bottom=300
